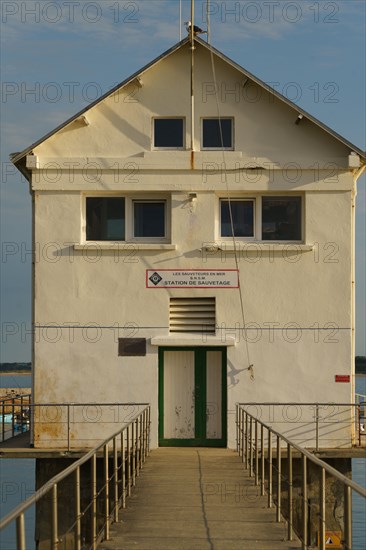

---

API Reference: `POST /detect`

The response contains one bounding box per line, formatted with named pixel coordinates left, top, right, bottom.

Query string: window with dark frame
left=220, top=199, right=254, bottom=237
left=154, top=118, right=184, bottom=148
left=202, top=118, right=233, bottom=149
left=262, top=196, right=302, bottom=241
left=86, top=197, right=125, bottom=241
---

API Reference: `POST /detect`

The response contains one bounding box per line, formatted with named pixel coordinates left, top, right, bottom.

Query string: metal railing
left=0, top=394, right=31, bottom=442
left=236, top=404, right=366, bottom=550
left=0, top=402, right=152, bottom=450
left=0, top=404, right=150, bottom=550
left=235, top=402, right=365, bottom=450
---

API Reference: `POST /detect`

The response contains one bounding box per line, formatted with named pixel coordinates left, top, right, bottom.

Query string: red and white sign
left=335, top=375, right=350, bottom=383
left=146, top=269, right=239, bottom=289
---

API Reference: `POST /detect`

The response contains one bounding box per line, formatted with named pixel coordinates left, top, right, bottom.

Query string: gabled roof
left=11, top=36, right=365, bottom=171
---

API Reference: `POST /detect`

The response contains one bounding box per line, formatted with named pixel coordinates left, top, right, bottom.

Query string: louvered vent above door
left=169, top=298, right=216, bottom=334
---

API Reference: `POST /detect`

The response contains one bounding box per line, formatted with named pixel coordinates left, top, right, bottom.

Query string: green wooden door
left=158, top=347, right=227, bottom=447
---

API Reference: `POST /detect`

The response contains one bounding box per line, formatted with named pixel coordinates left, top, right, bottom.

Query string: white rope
left=206, top=0, right=210, bottom=43
left=207, top=33, right=254, bottom=380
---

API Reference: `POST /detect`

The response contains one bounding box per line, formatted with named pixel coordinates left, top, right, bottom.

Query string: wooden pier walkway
left=99, top=448, right=301, bottom=550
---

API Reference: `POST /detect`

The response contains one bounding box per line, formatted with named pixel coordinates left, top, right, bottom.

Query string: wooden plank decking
left=99, top=448, right=302, bottom=550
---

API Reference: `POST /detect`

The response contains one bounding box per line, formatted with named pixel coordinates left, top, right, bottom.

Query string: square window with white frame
left=202, top=118, right=233, bottom=150
left=153, top=118, right=184, bottom=149
left=220, top=199, right=254, bottom=238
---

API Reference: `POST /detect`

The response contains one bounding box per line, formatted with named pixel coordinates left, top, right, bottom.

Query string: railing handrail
left=0, top=404, right=150, bottom=532
left=2, top=400, right=148, bottom=407
left=0, top=393, right=31, bottom=404
left=237, top=401, right=360, bottom=406
left=237, top=404, right=366, bottom=499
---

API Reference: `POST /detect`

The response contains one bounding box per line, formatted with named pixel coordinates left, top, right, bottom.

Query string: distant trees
left=0, top=363, right=31, bottom=373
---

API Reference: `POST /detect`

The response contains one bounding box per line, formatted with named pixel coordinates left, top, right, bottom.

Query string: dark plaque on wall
left=118, top=338, right=146, bottom=356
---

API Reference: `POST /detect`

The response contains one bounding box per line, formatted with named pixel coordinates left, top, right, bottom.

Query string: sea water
left=0, top=376, right=365, bottom=549
left=0, top=375, right=32, bottom=390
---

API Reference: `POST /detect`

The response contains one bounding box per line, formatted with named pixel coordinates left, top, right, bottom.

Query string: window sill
left=74, top=243, right=177, bottom=251
left=202, top=243, right=314, bottom=253
left=150, top=335, right=236, bottom=347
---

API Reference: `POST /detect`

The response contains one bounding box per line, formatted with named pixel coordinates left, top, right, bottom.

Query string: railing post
left=121, top=431, right=126, bottom=508
left=12, top=402, right=15, bottom=438
left=75, top=467, right=81, bottom=550
left=20, top=396, right=24, bottom=433
left=104, top=443, right=110, bottom=541
left=67, top=404, right=70, bottom=452
left=144, top=408, right=148, bottom=462
left=241, top=408, right=245, bottom=463
left=147, top=406, right=151, bottom=455
left=127, top=425, right=131, bottom=497
left=276, top=435, right=281, bottom=522
left=319, top=467, right=325, bottom=550
left=268, top=429, right=272, bottom=508
left=287, top=444, right=293, bottom=541
left=315, top=404, right=319, bottom=451
left=245, top=411, right=249, bottom=469
left=141, top=409, right=146, bottom=463
left=1, top=401, right=5, bottom=442
left=302, top=455, right=308, bottom=550
left=16, top=513, right=26, bottom=550
left=113, top=436, right=119, bottom=522
left=132, top=421, right=136, bottom=487
left=91, top=454, right=97, bottom=550
left=236, top=404, right=239, bottom=453
left=255, top=420, right=259, bottom=486
left=249, top=416, right=253, bottom=477
left=51, top=484, right=58, bottom=549
left=260, top=423, right=265, bottom=496
left=344, top=485, right=352, bottom=550
left=137, top=416, right=141, bottom=475
left=358, top=404, right=361, bottom=447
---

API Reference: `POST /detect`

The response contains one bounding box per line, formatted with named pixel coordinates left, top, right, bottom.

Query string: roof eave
left=195, top=37, right=366, bottom=161
left=10, top=37, right=191, bottom=167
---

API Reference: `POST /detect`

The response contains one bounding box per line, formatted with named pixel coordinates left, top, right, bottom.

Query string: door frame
left=158, top=346, right=227, bottom=447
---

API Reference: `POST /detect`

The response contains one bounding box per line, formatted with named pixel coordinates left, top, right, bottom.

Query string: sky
left=0, top=0, right=365, bottom=361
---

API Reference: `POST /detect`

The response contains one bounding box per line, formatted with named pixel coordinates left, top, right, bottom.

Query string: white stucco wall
left=26, top=41, right=357, bottom=449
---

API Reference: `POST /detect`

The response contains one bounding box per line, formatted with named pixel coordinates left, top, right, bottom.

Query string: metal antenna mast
left=179, top=0, right=182, bottom=41
left=206, top=0, right=211, bottom=43
left=190, top=0, right=195, bottom=153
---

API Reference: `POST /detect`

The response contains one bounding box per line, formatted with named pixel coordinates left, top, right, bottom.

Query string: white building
left=12, top=37, right=365, bottom=450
